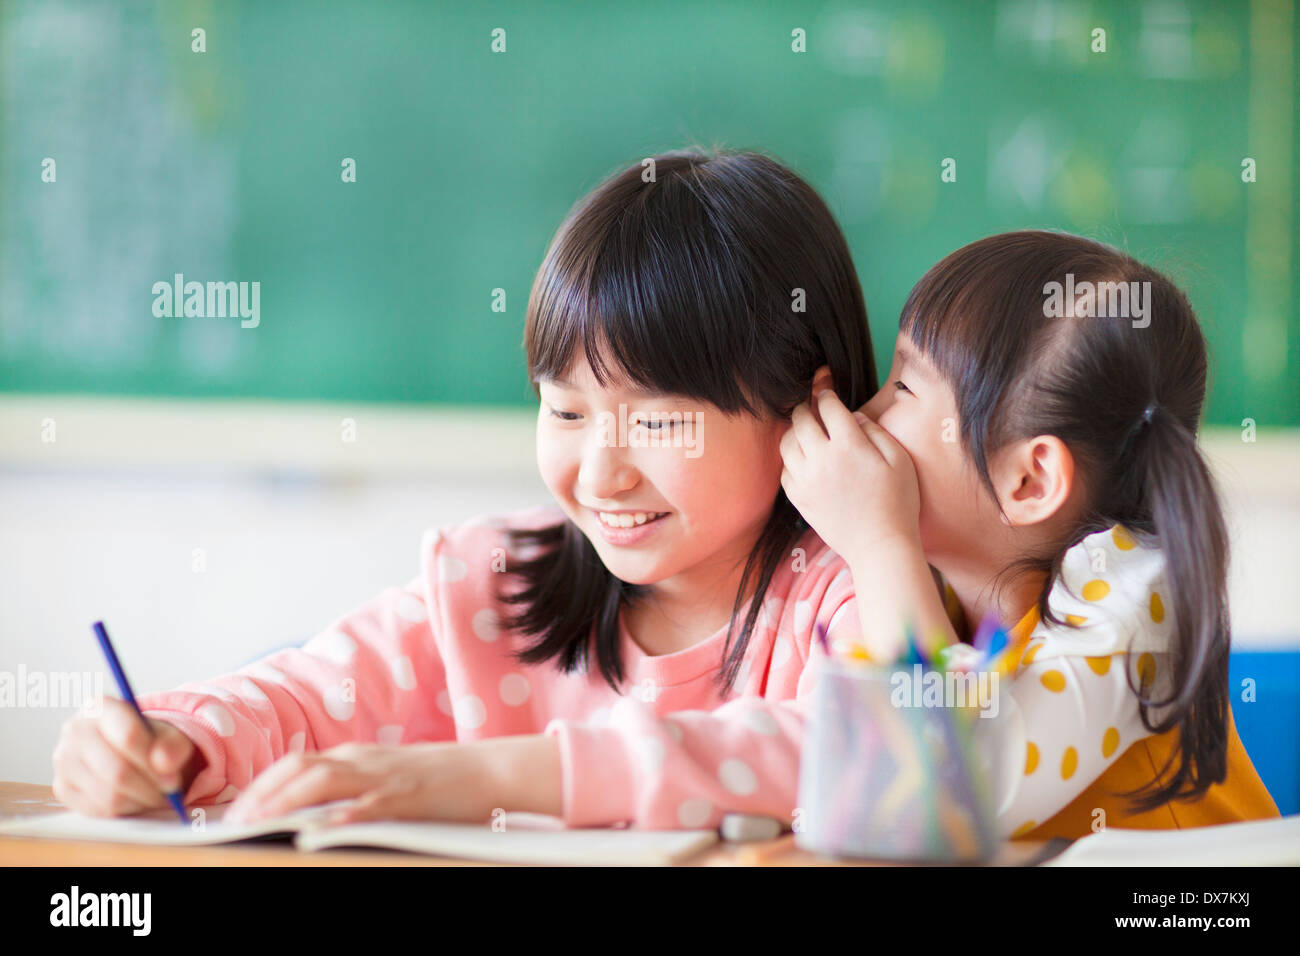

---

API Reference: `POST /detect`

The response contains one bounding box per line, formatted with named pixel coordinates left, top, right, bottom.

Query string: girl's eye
left=548, top=408, right=581, bottom=422
left=636, top=418, right=676, bottom=431
left=893, top=380, right=911, bottom=394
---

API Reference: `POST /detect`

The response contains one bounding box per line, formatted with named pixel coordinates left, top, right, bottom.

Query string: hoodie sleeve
left=540, top=565, right=858, bottom=829
left=975, top=524, right=1177, bottom=838
left=135, top=528, right=457, bottom=805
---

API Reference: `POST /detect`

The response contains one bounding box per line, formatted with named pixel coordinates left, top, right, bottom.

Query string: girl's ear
left=807, top=365, right=835, bottom=431
left=994, top=435, right=1078, bottom=528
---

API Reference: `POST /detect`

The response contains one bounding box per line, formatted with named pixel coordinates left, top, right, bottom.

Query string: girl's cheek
left=890, top=399, right=951, bottom=460
left=710, top=436, right=782, bottom=512
left=535, top=432, right=575, bottom=493
left=633, top=451, right=687, bottom=505
left=876, top=407, right=920, bottom=458
left=639, top=445, right=732, bottom=513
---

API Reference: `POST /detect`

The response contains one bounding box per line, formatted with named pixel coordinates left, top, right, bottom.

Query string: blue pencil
left=91, top=621, right=188, bottom=823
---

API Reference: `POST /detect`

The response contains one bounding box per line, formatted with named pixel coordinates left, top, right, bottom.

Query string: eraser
left=719, top=813, right=783, bottom=842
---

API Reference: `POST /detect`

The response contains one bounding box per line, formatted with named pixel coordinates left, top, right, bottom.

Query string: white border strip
left=0, top=396, right=1296, bottom=644
left=1, top=395, right=1297, bottom=491
left=0, top=394, right=540, bottom=478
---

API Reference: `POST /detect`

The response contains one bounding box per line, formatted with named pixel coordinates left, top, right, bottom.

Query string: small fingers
left=147, top=721, right=195, bottom=787
left=227, top=750, right=367, bottom=823
left=787, top=400, right=828, bottom=452
left=53, top=717, right=159, bottom=816
left=63, top=750, right=152, bottom=817
left=778, top=422, right=804, bottom=467
left=249, top=760, right=362, bottom=821
left=814, top=389, right=870, bottom=446
left=326, top=790, right=386, bottom=826
left=226, top=751, right=314, bottom=822
left=854, top=410, right=908, bottom=466
left=79, top=731, right=167, bottom=811
left=99, top=699, right=169, bottom=787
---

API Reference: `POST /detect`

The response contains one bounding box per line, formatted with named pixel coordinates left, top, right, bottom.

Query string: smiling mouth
left=591, top=510, right=670, bottom=529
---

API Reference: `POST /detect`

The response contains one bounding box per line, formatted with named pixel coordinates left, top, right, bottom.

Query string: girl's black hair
left=901, top=229, right=1229, bottom=813
left=497, top=147, right=877, bottom=696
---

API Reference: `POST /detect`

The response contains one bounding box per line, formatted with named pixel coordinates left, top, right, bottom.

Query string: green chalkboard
left=2, top=0, right=1295, bottom=425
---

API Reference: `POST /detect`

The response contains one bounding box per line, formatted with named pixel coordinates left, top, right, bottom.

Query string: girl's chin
left=587, top=543, right=676, bottom=586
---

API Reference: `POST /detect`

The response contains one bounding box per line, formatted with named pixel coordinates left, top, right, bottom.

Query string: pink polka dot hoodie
left=135, top=505, right=861, bottom=829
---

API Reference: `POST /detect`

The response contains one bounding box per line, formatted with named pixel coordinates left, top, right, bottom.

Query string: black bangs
left=524, top=149, right=876, bottom=421
left=528, top=173, right=758, bottom=415
left=587, top=174, right=762, bottom=415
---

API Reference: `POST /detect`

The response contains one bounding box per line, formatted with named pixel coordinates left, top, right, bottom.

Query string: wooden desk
left=0, top=781, right=1058, bottom=866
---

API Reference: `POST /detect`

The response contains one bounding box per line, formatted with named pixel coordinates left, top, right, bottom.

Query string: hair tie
left=1118, top=401, right=1159, bottom=456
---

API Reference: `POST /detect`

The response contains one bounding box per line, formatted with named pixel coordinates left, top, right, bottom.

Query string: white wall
left=1, top=397, right=1296, bottom=786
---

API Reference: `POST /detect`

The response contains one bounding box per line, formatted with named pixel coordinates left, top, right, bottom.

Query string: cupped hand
left=779, top=381, right=922, bottom=565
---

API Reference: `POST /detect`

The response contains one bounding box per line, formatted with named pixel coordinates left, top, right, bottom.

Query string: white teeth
left=596, top=510, right=665, bottom=528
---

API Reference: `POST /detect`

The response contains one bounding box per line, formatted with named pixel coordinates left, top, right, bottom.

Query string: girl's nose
left=578, top=437, right=638, bottom=499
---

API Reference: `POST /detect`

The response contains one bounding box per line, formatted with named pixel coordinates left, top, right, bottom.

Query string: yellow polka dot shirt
left=967, top=524, right=1279, bottom=840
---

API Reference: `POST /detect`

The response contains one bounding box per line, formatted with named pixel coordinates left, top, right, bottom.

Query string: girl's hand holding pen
left=51, top=696, right=200, bottom=817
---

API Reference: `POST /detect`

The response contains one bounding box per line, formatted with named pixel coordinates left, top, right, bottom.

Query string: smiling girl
left=52, top=148, right=878, bottom=830
left=781, top=230, right=1279, bottom=839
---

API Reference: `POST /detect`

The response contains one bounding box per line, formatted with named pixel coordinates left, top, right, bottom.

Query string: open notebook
left=0, top=802, right=719, bottom=866
left=1044, top=814, right=1300, bottom=866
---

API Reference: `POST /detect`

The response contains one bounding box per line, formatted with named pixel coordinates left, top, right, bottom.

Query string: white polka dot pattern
left=129, top=510, right=856, bottom=829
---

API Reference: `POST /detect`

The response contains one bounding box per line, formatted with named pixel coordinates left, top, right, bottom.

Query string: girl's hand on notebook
left=224, top=740, right=507, bottom=826
left=51, top=697, right=198, bottom=817
left=779, top=375, right=922, bottom=562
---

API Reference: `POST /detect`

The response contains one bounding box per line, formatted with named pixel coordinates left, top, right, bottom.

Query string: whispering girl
left=782, top=230, right=1280, bottom=839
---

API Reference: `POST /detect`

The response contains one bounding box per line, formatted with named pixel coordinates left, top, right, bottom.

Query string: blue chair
left=1228, top=650, right=1300, bottom=815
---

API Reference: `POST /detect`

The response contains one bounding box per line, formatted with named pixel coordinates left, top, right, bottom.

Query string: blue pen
left=92, top=621, right=189, bottom=823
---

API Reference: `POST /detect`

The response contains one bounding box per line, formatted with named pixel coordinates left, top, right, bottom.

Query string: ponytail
left=1119, top=402, right=1231, bottom=811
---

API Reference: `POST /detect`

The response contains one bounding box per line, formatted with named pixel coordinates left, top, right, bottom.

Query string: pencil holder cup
left=795, top=656, right=998, bottom=863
